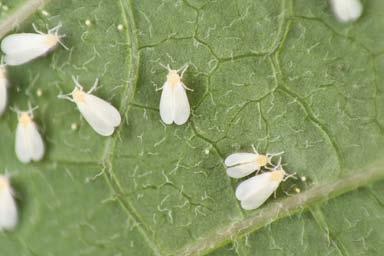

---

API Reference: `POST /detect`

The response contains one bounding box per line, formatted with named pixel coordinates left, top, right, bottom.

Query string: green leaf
left=0, top=0, right=383, bottom=255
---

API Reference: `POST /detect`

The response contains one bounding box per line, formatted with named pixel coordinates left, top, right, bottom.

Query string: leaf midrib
left=98, top=0, right=163, bottom=256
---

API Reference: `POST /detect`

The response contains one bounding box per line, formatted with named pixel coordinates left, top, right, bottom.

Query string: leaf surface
left=0, top=0, right=383, bottom=255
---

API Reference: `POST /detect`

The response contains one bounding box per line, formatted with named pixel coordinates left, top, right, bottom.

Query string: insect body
left=159, top=64, right=191, bottom=125
left=330, top=0, right=362, bottom=22
left=1, top=23, right=67, bottom=65
left=58, top=77, right=121, bottom=136
left=224, top=150, right=283, bottom=178
left=0, top=176, right=17, bottom=231
left=15, top=107, right=45, bottom=163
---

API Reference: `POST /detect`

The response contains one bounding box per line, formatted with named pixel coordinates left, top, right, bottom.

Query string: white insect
left=224, top=148, right=283, bottom=178
left=1, top=23, right=67, bottom=66
left=58, top=77, right=121, bottom=136
left=0, top=65, right=9, bottom=115
left=14, top=106, right=45, bottom=163
left=235, top=164, right=295, bottom=210
left=159, top=64, right=192, bottom=125
left=0, top=175, right=17, bottom=231
left=330, top=0, right=363, bottom=22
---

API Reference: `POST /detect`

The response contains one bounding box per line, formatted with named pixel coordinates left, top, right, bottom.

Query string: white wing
left=1, top=33, right=54, bottom=65
left=29, top=123, right=45, bottom=161
left=15, top=122, right=44, bottom=163
left=0, top=186, right=17, bottom=230
left=225, top=153, right=258, bottom=166
left=226, top=163, right=261, bottom=179
left=16, top=124, right=32, bottom=163
left=173, top=83, right=190, bottom=125
left=331, top=0, right=362, bottom=22
left=224, top=153, right=259, bottom=178
left=1, top=33, right=48, bottom=54
left=77, top=93, right=121, bottom=136
left=235, top=173, right=281, bottom=210
left=0, top=78, right=7, bottom=115
left=159, top=82, right=174, bottom=124
left=4, top=50, right=49, bottom=66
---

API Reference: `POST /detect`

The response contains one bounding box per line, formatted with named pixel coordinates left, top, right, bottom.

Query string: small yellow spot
left=256, top=155, right=268, bottom=167
left=19, top=112, right=32, bottom=127
left=204, top=148, right=209, bottom=155
left=73, top=88, right=85, bottom=103
left=117, top=24, right=124, bottom=31
left=36, top=89, right=43, bottom=97
left=2, top=5, right=8, bottom=11
left=167, top=70, right=181, bottom=87
left=71, top=123, right=77, bottom=130
left=301, top=176, right=307, bottom=182
left=271, top=170, right=285, bottom=182
left=294, top=187, right=301, bottom=193
left=45, top=34, right=59, bottom=48
left=85, top=19, right=92, bottom=26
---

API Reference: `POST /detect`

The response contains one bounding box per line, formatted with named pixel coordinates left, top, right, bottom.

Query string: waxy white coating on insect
left=235, top=167, right=287, bottom=210
left=0, top=176, right=17, bottom=231
left=159, top=64, right=191, bottom=125
left=58, top=77, right=121, bottom=136
left=330, top=0, right=363, bottom=22
left=15, top=108, right=45, bottom=163
left=1, top=23, right=67, bottom=66
left=0, top=65, right=9, bottom=115
left=224, top=151, right=282, bottom=178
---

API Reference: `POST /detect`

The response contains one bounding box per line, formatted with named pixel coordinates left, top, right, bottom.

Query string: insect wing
left=225, top=153, right=259, bottom=178
left=1, top=33, right=55, bottom=65
left=173, top=82, right=190, bottom=125
left=77, top=93, right=121, bottom=136
left=236, top=172, right=281, bottom=210
left=0, top=184, right=17, bottom=230
left=159, top=82, right=175, bottom=124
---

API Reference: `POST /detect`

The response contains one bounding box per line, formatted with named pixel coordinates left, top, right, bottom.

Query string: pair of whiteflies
left=0, top=75, right=121, bottom=164
left=11, top=75, right=122, bottom=164
left=224, top=150, right=295, bottom=210
left=1, top=24, right=193, bottom=164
